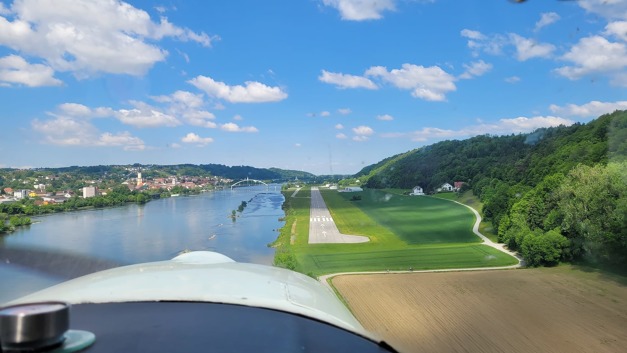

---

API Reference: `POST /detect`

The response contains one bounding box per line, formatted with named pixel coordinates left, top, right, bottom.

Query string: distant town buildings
left=82, top=186, right=97, bottom=198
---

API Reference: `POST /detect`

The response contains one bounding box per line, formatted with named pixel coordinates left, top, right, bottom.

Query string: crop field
left=333, top=266, right=627, bottom=353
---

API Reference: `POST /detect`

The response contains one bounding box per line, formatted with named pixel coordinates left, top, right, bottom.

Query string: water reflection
left=0, top=185, right=285, bottom=303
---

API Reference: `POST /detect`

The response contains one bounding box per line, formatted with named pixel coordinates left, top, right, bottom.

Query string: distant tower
left=137, top=172, right=143, bottom=187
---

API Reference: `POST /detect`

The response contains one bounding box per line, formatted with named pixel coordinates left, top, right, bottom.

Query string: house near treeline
left=454, top=181, right=465, bottom=190
left=410, top=186, right=424, bottom=195
left=437, top=183, right=454, bottom=192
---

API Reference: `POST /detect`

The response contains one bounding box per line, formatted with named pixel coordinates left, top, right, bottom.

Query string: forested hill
left=359, top=110, right=627, bottom=267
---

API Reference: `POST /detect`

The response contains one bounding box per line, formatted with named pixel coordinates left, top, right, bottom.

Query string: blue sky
left=0, top=0, right=626, bottom=175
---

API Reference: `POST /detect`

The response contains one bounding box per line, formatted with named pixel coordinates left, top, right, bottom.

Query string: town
left=0, top=165, right=235, bottom=207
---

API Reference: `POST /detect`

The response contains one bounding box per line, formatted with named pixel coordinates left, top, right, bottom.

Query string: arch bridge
left=230, top=177, right=269, bottom=190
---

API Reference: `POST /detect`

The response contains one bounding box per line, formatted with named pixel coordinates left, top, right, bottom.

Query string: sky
left=0, top=0, right=626, bottom=175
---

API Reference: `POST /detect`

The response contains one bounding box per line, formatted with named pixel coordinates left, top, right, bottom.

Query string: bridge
left=230, top=177, right=269, bottom=190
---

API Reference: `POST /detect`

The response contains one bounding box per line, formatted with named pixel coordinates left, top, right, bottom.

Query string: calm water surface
left=0, top=185, right=285, bottom=303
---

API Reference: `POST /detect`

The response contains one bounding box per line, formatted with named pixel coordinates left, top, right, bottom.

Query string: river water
left=0, top=185, right=285, bottom=303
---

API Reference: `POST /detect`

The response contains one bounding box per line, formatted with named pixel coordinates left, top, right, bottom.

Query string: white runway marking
left=308, top=187, right=369, bottom=244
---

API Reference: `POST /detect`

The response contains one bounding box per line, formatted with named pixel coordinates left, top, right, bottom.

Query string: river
left=0, top=185, right=285, bottom=303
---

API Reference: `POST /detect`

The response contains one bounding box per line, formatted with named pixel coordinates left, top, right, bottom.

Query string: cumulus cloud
left=461, top=29, right=506, bottom=56
left=320, top=111, right=331, bottom=117
left=319, top=70, right=378, bottom=89
left=376, top=114, right=394, bottom=121
left=0, top=0, right=215, bottom=78
left=555, top=36, right=627, bottom=85
left=151, top=90, right=217, bottom=127
left=338, top=108, right=352, bottom=115
left=605, top=21, right=627, bottom=42
left=335, top=123, right=344, bottom=129
left=365, top=64, right=456, bottom=101
left=461, top=29, right=554, bottom=61
left=336, top=133, right=347, bottom=139
left=352, top=125, right=374, bottom=136
left=534, top=12, right=560, bottom=32
left=505, top=76, right=521, bottom=84
left=0, top=55, right=61, bottom=86
left=220, top=122, right=258, bottom=133
left=459, top=60, right=492, bottom=79
left=382, top=116, right=574, bottom=142
left=32, top=115, right=144, bottom=149
left=321, top=0, right=396, bottom=21
left=577, top=0, right=627, bottom=21
left=549, top=100, right=627, bottom=117
left=181, top=132, right=213, bottom=146
left=188, top=75, right=288, bottom=103
left=115, top=101, right=181, bottom=128
left=509, top=34, right=556, bottom=61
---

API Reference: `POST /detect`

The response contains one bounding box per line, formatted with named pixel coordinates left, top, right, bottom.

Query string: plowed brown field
left=333, top=267, right=627, bottom=353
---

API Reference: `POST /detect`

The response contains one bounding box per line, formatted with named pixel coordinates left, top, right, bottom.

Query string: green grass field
left=328, top=189, right=479, bottom=244
left=277, top=187, right=518, bottom=276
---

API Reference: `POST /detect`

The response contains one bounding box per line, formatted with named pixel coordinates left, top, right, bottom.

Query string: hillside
left=358, top=110, right=627, bottom=267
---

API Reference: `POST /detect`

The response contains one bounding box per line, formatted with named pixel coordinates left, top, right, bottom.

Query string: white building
left=13, top=190, right=28, bottom=199
left=82, top=186, right=97, bottom=198
left=341, top=186, right=363, bottom=192
left=437, top=183, right=454, bottom=192
left=410, top=186, right=424, bottom=195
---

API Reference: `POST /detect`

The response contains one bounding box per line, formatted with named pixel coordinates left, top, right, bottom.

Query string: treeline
left=359, top=110, right=627, bottom=267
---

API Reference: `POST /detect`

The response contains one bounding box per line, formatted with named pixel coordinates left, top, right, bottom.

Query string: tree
left=521, top=229, right=569, bottom=267
left=557, top=162, right=627, bottom=264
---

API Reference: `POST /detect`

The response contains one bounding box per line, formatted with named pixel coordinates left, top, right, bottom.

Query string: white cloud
left=32, top=116, right=144, bottom=149
left=605, top=21, right=627, bottom=42
left=365, top=64, right=456, bottom=101
left=352, top=135, right=369, bottom=142
left=115, top=101, right=181, bottom=128
left=319, top=70, right=378, bottom=89
left=549, top=100, right=627, bottom=117
left=321, top=0, right=396, bottom=21
left=188, top=75, right=288, bottom=103
left=320, top=111, right=331, bottom=117
left=294, top=143, right=301, bottom=147
left=55, top=103, right=112, bottom=118
left=461, top=29, right=506, bottom=56
left=338, top=108, right=352, bottom=115
left=184, top=110, right=217, bottom=128
left=505, top=76, right=521, bottom=84
left=577, top=0, right=627, bottom=21
left=233, top=114, right=243, bottom=121
left=459, top=60, right=492, bottom=79
left=352, top=125, right=374, bottom=136
left=181, top=133, right=213, bottom=146
left=376, top=114, right=394, bottom=121
left=509, top=34, right=556, bottom=61
left=555, top=36, right=627, bottom=85
left=0, top=55, right=61, bottom=86
left=0, top=0, right=215, bottom=78
left=383, top=116, right=575, bottom=142
left=151, top=90, right=217, bottom=127
left=460, top=29, right=485, bottom=40
left=336, top=133, right=347, bottom=139
left=220, top=122, right=258, bottom=133
left=534, top=12, right=560, bottom=32
left=335, top=123, right=344, bottom=129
